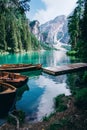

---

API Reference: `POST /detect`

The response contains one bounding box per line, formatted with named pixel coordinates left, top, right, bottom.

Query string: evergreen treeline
left=68, top=0, right=87, bottom=61
left=0, top=0, right=41, bottom=53
left=68, top=0, right=87, bottom=117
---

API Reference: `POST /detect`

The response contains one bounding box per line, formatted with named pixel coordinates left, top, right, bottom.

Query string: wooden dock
left=42, top=63, right=87, bottom=76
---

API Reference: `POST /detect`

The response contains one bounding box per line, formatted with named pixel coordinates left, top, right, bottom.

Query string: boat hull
left=0, top=64, right=42, bottom=73
left=0, top=83, right=17, bottom=118
left=4, top=77, right=28, bottom=88
left=0, top=92, right=16, bottom=117
left=0, top=72, right=28, bottom=88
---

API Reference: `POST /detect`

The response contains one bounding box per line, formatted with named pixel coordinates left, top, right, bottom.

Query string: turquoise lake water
left=0, top=50, right=72, bottom=122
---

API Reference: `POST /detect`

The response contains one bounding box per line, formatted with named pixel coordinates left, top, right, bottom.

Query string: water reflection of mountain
left=35, top=74, right=70, bottom=121
left=42, top=72, right=67, bottom=84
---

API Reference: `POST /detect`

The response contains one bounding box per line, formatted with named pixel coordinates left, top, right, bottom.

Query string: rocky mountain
left=29, top=20, right=40, bottom=40
left=30, top=15, right=69, bottom=45
left=40, top=15, right=69, bottom=44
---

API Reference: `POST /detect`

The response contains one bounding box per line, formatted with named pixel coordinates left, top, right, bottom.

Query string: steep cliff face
left=40, top=15, right=69, bottom=44
left=29, top=15, right=69, bottom=45
left=30, top=20, right=40, bottom=40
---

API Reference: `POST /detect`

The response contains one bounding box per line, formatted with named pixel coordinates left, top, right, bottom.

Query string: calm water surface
left=0, top=50, right=71, bottom=122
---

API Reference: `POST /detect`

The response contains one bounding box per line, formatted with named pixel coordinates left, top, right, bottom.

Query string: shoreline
left=0, top=96, right=75, bottom=129
left=1, top=95, right=87, bottom=130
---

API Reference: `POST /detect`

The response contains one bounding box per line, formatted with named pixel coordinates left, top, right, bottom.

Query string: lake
left=0, top=49, right=73, bottom=122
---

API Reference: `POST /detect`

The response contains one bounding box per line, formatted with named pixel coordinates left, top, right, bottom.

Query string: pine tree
left=78, top=0, right=87, bottom=59
left=68, top=8, right=79, bottom=49
left=0, top=14, right=7, bottom=51
left=68, top=0, right=84, bottom=50
left=10, top=16, right=18, bottom=52
left=0, top=0, right=41, bottom=53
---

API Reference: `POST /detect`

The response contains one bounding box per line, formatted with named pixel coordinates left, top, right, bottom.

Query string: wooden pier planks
left=42, top=63, right=87, bottom=76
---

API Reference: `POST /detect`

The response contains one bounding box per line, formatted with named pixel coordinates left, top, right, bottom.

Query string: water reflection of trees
left=17, top=85, right=29, bottom=101
left=66, top=71, right=87, bottom=94
left=21, top=70, right=42, bottom=78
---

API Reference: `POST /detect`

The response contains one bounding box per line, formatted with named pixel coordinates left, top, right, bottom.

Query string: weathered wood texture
left=42, top=63, right=87, bottom=76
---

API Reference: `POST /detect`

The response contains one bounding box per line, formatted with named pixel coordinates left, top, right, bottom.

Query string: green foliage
left=56, top=104, right=67, bottom=112
left=48, top=118, right=72, bottom=130
left=16, top=110, right=25, bottom=124
left=0, top=14, right=7, bottom=51
left=0, top=0, right=41, bottom=53
left=68, top=8, right=79, bottom=49
left=54, top=94, right=67, bottom=112
left=48, top=122, right=62, bottom=130
left=54, top=94, right=64, bottom=108
left=43, top=113, right=55, bottom=121
left=0, top=0, right=30, bottom=14
left=41, top=42, right=54, bottom=50
left=67, top=72, right=86, bottom=95
left=75, top=88, right=87, bottom=109
left=67, top=50, right=77, bottom=56
left=7, top=110, right=25, bottom=125
left=68, top=0, right=87, bottom=60
left=82, top=71, right=87, bottom=83
left=7, top=115, right=16, bottom=125
left=31, top=33, right=41, bottom=50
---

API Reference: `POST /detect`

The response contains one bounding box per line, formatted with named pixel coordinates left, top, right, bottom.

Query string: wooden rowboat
left=0, top=82, right=17, bottom=117
left=0, top=72, right=28, bottom=88
left=0, top=64, right=42, bottom=72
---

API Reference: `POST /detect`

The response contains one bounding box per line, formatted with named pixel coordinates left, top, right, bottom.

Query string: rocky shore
left=0, top=96, right=87, bottom=130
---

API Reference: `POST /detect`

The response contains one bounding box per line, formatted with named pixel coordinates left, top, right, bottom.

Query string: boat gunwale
left=0, top=64, right=42, bottom=72
left=0, top=82, right=16, bottom=95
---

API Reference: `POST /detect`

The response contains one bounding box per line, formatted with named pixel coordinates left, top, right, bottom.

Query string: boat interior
left=0, top=82, right=16, bottom=94
left=0, top=72, right=27, bottom=81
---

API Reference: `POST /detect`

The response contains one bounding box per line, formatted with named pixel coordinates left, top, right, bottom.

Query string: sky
left=26, top=0, right=78, bottom=24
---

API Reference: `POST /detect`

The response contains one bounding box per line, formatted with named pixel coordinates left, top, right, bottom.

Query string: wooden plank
left=42, top=63, right=87, bottom=76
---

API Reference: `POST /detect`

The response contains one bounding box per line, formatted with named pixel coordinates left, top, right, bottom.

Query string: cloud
left=32, top=0, right=77, bottom=24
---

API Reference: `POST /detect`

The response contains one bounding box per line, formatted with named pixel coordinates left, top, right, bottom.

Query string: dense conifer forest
left=0, top=0, right=41, bottom=53
left=68, top=0, right=87, bottom=61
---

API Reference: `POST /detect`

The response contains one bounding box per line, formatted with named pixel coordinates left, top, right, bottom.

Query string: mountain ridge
left=29, top=15, right=69, bottom=46
left=40, top=15, right=69, bottom=44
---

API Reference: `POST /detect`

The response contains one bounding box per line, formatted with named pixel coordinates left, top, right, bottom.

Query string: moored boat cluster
left=0, top=63, right=42, bottom=118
